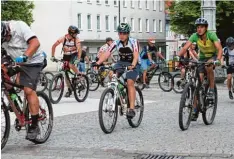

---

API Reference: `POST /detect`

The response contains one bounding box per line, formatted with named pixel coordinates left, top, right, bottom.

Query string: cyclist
left=177, top=42, right=198, bottom=87
left=140, top=38, right=165, bottom=88
left=51, top=25, right=81, bottom=97
left=93, top=23, right=140, bottom=118
left=78, top=46, right=89, bottom=73
left=1, top=20, right=46, bottom=139
left=177, top=18, right=222, bottom=121
left=222, top=37, right=234, bottom=99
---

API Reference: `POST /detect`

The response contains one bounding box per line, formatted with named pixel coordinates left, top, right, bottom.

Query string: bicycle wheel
left=158, top=72, right=173, bottom=92
left=37, top=72, right=48, bottom=92
left=87, top=72, right=99, bottom=91
left=25, top=91, right=53, bottom=144
left=48, top=73, right=64, bottom=104
left=73, top=74, right=89, bottom=102
left=127, top=86, right=144, bottom=128
left=44, top=72, right=54, bottom=89
left=99, top=88, right=118, bottom=134
left=1, top=100, right=10, bottom=150
left=172, top=73, right=185, bottom=94
left=202, top=85, right=218, bottom=125
left=179, top=83, right=194, bottom=131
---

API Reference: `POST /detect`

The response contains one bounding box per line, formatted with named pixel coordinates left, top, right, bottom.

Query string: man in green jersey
left=177, top=18, right=222, bottom=120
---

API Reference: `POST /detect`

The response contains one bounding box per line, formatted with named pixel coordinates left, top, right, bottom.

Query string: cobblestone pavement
left=1, top=83, right=234, bottom=159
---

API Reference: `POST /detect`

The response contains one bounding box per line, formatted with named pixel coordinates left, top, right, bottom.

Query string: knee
left=127, top=79, right=135, bottom=86
left=24, top=87, right=34, bottom=96
left=227, top=75, right=232, bottom=80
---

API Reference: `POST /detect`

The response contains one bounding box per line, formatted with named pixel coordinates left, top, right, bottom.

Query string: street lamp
left=118, top=0, right=120, bottom=24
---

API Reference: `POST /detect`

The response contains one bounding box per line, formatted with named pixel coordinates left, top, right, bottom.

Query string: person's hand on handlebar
left=15, top=54, right=28, bottom=63
left=128, top=64, right=135, bottom=70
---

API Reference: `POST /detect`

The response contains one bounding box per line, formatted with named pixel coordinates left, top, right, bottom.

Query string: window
left=77, top=14, right=82, bottom=29
left=123, top=0, right=127, bottom=7
left=138, top=18, right=142, bottom=32
left=145, top=0, right=149, bottom=10
left=87, top=0, right=91, bottom=3
left=123, top=17, right=127, bottom=23
left=159, top=0, right=163, bottom=11
left=114, top=16, right=117, bottom=31
left=105, top=15, right=109, bottom=31
left=96, top=0, right=100, bottom=4
left=130, top=0, right=134, bottom=8
left=159, top=20, right=162, bottom=32
left=153, top=0, right=156, bottom=10
left=87, top=14, right=92, bottom=30
left=138, top=0, right=141, bottom=9
left=77, top=0, right=82, bottom=3
left=105, top=0, right=108, bottom=5
left=146, top=19, right=149, bottom=32
left=153, top=19, right=156, bottom=32
left=97, top=15, right=101, bottom=30
left=131, top=18, right=134, bottom=31
left=114, top=0, right=117, bottom=6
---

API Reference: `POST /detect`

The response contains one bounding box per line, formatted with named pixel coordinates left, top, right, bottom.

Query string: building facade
left=31, top=0, right=166, bottom=70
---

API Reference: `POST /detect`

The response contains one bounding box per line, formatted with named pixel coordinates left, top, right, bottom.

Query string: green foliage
left=168, top=1, right=234, bottom=43
left=1, top=1, right=35, bottom=26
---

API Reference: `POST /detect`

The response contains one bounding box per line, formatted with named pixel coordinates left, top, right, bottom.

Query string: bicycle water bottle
left=9, top=89, right=23, bottom=113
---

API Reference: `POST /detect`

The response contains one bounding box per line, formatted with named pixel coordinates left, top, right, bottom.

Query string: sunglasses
left=118, top=32, right=128, bottom=35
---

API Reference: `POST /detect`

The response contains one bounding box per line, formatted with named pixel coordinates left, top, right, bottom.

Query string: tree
left=168, top=1, right=234, bottom=44
left=1, top=1, right=35, bottom=26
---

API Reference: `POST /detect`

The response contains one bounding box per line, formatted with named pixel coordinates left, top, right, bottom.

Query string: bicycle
left=1, top=62, right=53, bottom=150
left=87, top=64, right=113, bottom=91
left=98, top=65, right=144, bottom=134
left=136, top=61, right=173, bottom=91
left=179, top=61, right=218, bottom=131
left=48, top=59, right=89, bottom=104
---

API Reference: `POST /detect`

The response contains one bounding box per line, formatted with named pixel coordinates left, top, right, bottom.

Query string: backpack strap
left=61, top=35, right=67, bottom=54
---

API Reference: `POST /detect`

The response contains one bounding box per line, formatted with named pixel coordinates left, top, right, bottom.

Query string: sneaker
left=191, top=110, right=199, bottom=121
left=145, top=84, right=150, bottom=89
left=229, top=91, right=233, bottom=100
left=127, top=109, right=135, bottom=119
left=64, top=91, right=72, bottom=97
left=207, top=90, right=215, bottom=101
left=26, top=125, right=40, bottom=140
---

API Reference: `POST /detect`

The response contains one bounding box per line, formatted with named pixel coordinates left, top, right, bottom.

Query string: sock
left=209, top=88, right=214, bottom=92
left=31, top=114, right=39, bottom=127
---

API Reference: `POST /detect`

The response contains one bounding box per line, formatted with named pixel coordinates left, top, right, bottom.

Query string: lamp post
left=201, top=0, right=216, bottom=32
left=118, top=0, right=120, bottom=24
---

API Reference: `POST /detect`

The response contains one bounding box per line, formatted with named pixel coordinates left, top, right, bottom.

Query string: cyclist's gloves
left=50, top=56, right=55, bottom=62
left=214, top=59, right=221, bottom=66
left=173, top=56, right=180, bottom=62
left=15, top=54, right=28, bottom=63
left=150, top=60, right=155, bottom=65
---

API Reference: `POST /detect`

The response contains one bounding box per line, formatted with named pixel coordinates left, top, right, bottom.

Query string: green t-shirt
left=189, top=31, right=219, bottom=59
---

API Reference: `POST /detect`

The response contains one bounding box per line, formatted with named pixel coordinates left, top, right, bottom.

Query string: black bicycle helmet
left=68, top=25, right=80, bottom=35
left=106, top=37, right=113, bottom=43
left=117, top=23, right=131, bottom=33
left=226, top=37, right=234, bottom=47
left=195, top=18, right=208, bottom=27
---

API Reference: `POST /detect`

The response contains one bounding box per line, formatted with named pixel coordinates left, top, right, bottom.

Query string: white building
left=31, top=0, right=166, bottom=70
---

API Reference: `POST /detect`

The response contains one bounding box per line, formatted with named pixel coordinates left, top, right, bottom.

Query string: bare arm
left=76, top=39, right=82, bottom=60
left=156, top=52, right=165, bottom=59
left=178, top=41, right=192, bottom=57
left=51, top=38, right=62, bottom=57
left=214, top=41, right=223, bottom=61
left=189, top=50, right=198, bottom=61
left=24, top=38, right=40, bottom=57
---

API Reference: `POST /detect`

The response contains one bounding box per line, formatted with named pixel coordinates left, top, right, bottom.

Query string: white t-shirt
left=2, top=20, right=44, bottom=64
left=223, top=47, right=234, bottom=65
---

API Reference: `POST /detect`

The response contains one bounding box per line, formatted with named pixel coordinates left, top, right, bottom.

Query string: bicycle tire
left=44, top=72, right=54, bottom=89
left=37, top=72, right=48, bottom=92
left=179, top=82, right=193, bottom=131
left=1, top=100, right=10, bottom=150
left=172, top=73, right=184, bottom=94
left=87, top=72, right=100, bottom=91
left=48, top=73, right=64, bottom=104
left=98, top=88, right=118, bottom=134
left=127, top=86, right=144, bottom=128
left=202, top=85, right=218, bottom=125
left=158, top=72, right=173, bottom=92
left=25, top=91, right=53, bottom=144
left=73, top=74, right=89, bottom=102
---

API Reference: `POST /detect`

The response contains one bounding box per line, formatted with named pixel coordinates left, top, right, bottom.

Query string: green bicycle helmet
left=117, top=23, right=131, bottom=33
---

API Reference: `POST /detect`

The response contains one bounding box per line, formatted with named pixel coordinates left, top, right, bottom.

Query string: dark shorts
left=42, top=58, right=47, bottom=70
left=20, top=64, right=43, bottom=91
left=198, top=56, right=216, bottom=74
left=63, top=53, right=77, bottom=64
left=114, top=61, right=140, bottom=81
left=227, top=65, right=234, bottom=74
